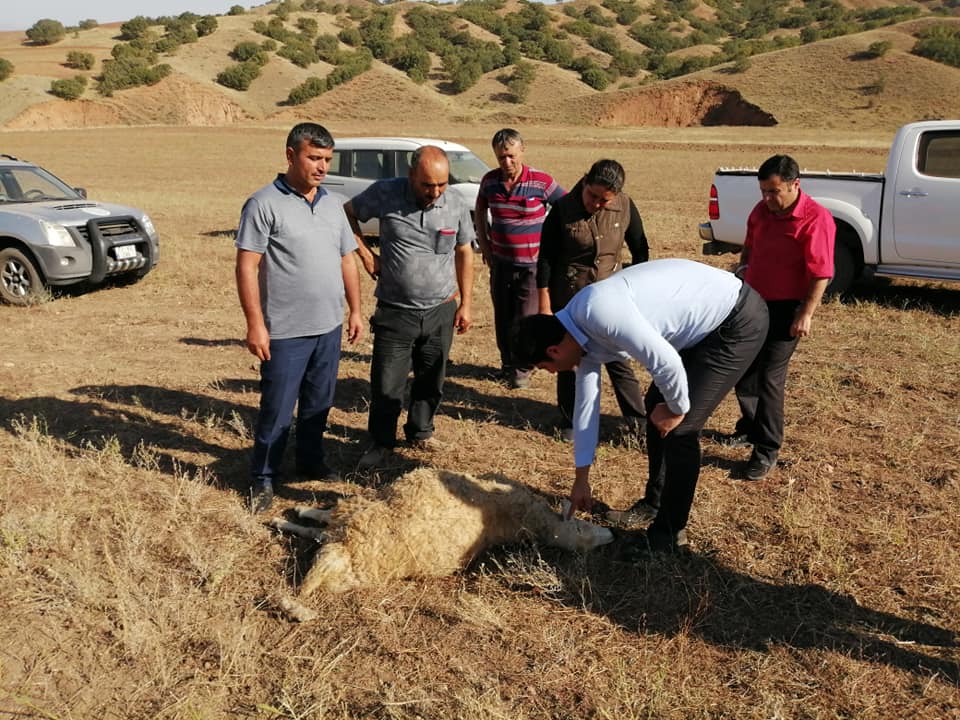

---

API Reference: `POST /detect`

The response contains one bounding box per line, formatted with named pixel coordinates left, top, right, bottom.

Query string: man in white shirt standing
left=513, top=259, right=769, bottom=552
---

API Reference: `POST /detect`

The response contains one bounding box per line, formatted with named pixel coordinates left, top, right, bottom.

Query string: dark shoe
left=558, top=426, right=574, bottom=443
left=296, top=462, right=341, bottom=482
left=407, top=436, right=447, bottom=451
left=606, top=499, right=658, bottom=529
left=718, top=432, right=752, bottom=449
left=626, top=528, right=689, bottom=560
left=358, top=443, right=392, bottom=470
left=744, top=453, right=777, bottom=481
left=249, top=479, right=274, bottom=514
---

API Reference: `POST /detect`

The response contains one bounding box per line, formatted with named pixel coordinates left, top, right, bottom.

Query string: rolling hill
left=0, top=0, right=958, bottom=131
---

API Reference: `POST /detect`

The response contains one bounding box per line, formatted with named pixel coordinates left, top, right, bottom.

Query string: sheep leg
left=294, top=506, right=333, bottom=525
left=268, top=517, right=327, bottom=542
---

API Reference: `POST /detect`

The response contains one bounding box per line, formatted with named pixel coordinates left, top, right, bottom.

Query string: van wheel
left=826, top=242, right=856, bottom=297
left=0, top=247, right=46, bottom=305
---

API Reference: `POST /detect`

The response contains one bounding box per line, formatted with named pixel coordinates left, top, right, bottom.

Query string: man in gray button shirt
left=345, top=146, right=475, bottom=469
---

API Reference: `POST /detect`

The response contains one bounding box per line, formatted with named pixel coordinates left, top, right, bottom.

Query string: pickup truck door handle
left=898, top=189, right=928, bottom=197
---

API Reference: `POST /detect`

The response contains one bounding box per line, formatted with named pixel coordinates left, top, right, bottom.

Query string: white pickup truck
left=700, top=120, right=960, bottom=294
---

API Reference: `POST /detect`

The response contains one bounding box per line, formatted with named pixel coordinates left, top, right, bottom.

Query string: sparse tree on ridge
left=26, top=19, right=66, bottom=45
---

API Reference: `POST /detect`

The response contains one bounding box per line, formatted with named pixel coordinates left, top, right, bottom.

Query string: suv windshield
left=448, top=151, right=489, bottom=184
left=0, top=165, right=82, bottom=203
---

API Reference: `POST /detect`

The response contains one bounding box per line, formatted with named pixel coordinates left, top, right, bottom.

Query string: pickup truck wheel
left=0, top=247, right=45, bottom=306
left=826, top=242, right=856, bottom=296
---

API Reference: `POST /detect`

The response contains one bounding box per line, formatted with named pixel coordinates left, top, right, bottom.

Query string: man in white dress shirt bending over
left=513, top=259, right=769, bottom=553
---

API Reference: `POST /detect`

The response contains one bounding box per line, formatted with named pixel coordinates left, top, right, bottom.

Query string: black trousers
left=733, top=300, right=801, bottom=464
left=644, top=284, right=769, bottom=538
left=556, top=360, right=646, bottom=427
left=489, top=260, right=539, bottom=378
left=368, top=299, right=456, bottom=447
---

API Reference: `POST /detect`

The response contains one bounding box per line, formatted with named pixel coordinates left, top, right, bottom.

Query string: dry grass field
left=0, top=120, right=958, bottom=719
left=0, top=1, right=959, bottom=716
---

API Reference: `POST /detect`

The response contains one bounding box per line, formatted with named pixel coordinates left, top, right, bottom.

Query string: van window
left=353, top=150, right=385, bottom=180
left=918, top=131, right=960, bottom=179
left=329, top=150, right=344, bottom=175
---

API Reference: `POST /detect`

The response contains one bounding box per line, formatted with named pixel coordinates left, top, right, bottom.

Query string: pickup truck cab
left=323, top=137, right=490, bottom=237
left=0, top=154, right=160, bottom=305
left=700, top=120, right=960, bottom=294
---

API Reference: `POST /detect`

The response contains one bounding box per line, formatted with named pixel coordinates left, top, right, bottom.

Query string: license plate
left=114, top=244, right=137, bottom=260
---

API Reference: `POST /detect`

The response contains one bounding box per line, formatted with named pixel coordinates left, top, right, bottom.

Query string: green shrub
left=338, top=27, right=362, bottom=46
left=912, top=24, right=960, bottom=68
left=506, top=60, right=535, bottom=102
left=232, top=42, right=268, bottom=65
left=287, top=76, right=327, bottom=104
left=261, top=38, right=278, bottom=52
left=50, top=75, right=87, bottom=100
left=314, top=34, right=341, bottom=62
left=96, top=44, right=169, bottom=95
left=582, top=5, right=615, bottom=28
left=589, top=31, right=621, bottom=55
left=196, top=16, right=218, bottom=37
left=864, top=40, right=893, bottom=59
left=228, top=5, right=245, bottom=16
left=730, top=56, right=752, bottom=73
left=66, top=50, right=95, bottom=70
left=0, top=58, right=14, bottom=82
left=580, top=65, right=610, bottom=90
left=278, top=39, right=319, bottom=68
left=120, top=16, right=152, bottom=41
left=216, top=60, right=263, bottom=90
left=78, top=19, right=99, bottom=30
left=26, top=19, right=66, bottom=45
left=297, top=17, right=319, bottom=37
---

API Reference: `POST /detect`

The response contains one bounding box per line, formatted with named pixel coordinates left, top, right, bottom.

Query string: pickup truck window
left=918, top=131, right=960, bottom=179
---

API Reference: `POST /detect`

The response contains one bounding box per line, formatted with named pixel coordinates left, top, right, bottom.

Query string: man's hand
left=568, top=466, right=593, bottom=517
left=346, top=310, right=364, bottom=344
left=359, top=252, right=380, bottom=280
left=650, top=402, right=684, bottom=437
left=246, top=323, right=270, bottom=362
left=791, top=310, right=814, bottom=338
left=454, top=303, right=472, bottom=334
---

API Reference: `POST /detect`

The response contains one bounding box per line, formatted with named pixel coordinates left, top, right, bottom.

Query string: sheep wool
left=300, top=468, right=613, bottom=595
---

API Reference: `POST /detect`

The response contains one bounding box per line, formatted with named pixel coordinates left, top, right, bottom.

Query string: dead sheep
left=271, top=467, right=613, bottom=595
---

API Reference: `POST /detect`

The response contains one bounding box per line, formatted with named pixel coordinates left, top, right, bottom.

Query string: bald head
left=409, top=145, right=449, bottom=209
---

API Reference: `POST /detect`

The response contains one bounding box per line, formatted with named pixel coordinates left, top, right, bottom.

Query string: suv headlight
left=40, top=219, right=76, bottom=247
left=141, top=214, right=157, bottom=239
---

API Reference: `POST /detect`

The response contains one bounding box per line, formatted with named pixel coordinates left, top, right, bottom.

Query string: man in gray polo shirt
left=236, top=123, right=363, bottom=513
left=345, top=146, right=475, bottom=469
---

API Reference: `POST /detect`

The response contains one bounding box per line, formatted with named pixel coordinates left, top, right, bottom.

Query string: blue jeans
left=368, top=299, right=456, bottom=447
left=644, top=284, right=768, bottom=537
left=251, top=328, right=342, bottom=482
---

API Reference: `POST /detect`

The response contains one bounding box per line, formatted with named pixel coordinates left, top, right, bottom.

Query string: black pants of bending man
left=642, top=284, right=768, bottom=547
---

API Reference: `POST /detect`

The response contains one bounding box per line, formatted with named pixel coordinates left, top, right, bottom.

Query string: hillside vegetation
left=0, top=0, right=959, bottom=130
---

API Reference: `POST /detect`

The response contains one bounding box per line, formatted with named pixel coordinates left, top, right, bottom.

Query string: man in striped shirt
left=475, top=128, right=565, bottom=389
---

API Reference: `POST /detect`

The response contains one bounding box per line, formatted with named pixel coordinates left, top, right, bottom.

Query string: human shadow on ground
left=841, top=280, right=960, bottom=318
left=532, top=543, right=959, bottom=682
left=180, top=337, right=244, bottom=347
left=0, top=383, right=371, bottom=503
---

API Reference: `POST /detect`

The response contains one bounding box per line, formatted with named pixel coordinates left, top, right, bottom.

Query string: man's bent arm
left=343, top=201, right=379, bottom=278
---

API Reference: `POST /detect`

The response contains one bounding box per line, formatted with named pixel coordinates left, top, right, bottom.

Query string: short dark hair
left=758, top=154, right=799, bottom=182
left=286, top=122, right=334, bottom=151
left=492, top=128, right=523, bottom=150
left=511, top=314, right=567, bottom=366
left=583, top=159, right=625, bottom=193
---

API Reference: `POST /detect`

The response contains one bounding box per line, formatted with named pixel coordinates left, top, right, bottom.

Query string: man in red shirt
left=723, top=154, right=835, bottom=480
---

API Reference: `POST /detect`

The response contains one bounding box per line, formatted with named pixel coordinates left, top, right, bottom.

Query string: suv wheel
left=0, top=247, right=45, bottom=305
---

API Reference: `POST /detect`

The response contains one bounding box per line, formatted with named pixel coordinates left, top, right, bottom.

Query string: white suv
left=325, top=137, right=490, bottom=237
